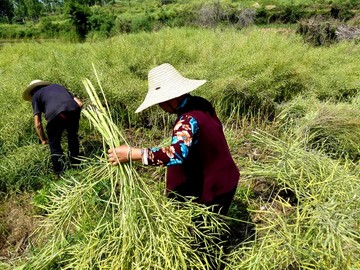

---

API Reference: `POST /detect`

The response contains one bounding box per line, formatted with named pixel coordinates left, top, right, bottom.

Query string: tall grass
left=224, top=131, right=360, bottom=269
left=2, top=27, right=360, bottom=131
left=23, top=74, right=228, bottom=269
left=1, top=27, right=360, bottom=268
left=0, top=145, right=52, bottom=194
left=277, top=97, right=360, bottom=161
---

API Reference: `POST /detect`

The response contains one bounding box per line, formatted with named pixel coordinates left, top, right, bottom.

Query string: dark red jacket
left=166, top=107, right=240, bottom=204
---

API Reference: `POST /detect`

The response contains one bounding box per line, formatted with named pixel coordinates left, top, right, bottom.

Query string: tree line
left=1, top=0, right=359, bottom=45
left=0, top=0, right=114, bottom=23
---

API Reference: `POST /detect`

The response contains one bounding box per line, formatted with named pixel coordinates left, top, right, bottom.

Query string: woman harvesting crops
left=108, top=63, right=240, bottom=215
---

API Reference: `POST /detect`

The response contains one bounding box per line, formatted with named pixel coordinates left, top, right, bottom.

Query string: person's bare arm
left=34, top=114, right=47, bottom=145
left=108, top=145, right=142, bottom=165
left=73, top=97, right=83, bottom=108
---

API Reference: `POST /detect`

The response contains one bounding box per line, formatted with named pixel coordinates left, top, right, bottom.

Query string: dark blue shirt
left=32, top=84, right=79, bottom=122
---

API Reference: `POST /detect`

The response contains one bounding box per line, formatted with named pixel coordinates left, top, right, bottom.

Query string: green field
left=1, top=0, right=360, bottom=41
left=0, top=26, right=360, bottom=269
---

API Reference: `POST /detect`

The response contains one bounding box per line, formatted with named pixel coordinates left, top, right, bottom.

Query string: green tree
left=66, top=2, right=92, bottom=41
left=64, top=0, right=94, bottom=6
left=64, top=0, right=113, bottom=7
left=0, top=0, right=15, bottom=23
left=25, top=0, right=43, bottom=20
left=13, top=0, right=27, bottom=23
left=42, top=0, right=63, bottom=14
left=11, top=0, right=44, bottom=22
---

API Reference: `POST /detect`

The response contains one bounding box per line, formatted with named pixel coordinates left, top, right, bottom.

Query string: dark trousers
left=195, top=187, right=237, bottom=270
left=207, top=187, right=237, bottom=216
left=46, top=109, right=81, bottom=174
left=169, top=186, right=237, bottom=216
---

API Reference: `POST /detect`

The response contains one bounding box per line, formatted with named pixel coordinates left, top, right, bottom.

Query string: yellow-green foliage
left=1, top=27, right=360, bottom=125
left=24, top=78, right=227, bottom=270
left=226, top=131, right=360, bottom=269
left=1, top=27, right=360, bottom=268
left=1, top=26, right=360, bottom=189
left=0, top=145, right=51, bottom=193
left=277, top=97, right=360, bottom=161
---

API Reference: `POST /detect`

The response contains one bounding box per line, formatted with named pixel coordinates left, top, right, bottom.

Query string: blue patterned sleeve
left=146, top=115, right=199, bottom=166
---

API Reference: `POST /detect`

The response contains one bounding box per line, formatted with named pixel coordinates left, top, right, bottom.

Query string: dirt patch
left=0, top=192, right=41, bottom=263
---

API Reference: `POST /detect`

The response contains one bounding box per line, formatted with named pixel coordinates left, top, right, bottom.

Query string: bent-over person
left=23, top=80, right=83, bottom=176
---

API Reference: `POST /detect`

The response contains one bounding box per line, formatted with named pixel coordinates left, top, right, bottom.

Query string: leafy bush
left=195, top=1, right=233, bottom=28
left=39, top=17, right=60, bottom=37
left=88, top=9, right=116, bottom=35
left=329, top=2, right=356, bottom=20
left=66, top=2, right=92, bottom=41
left=276, top=5, right=305, bottom=24
left=39, top=16, right=75, bottom=39
left=131, top=13, right=153, bottom=32
left=114, top=13, right=132, bottom=33
left=0, top=23, right=40, bottom=38
left=236, top=8, right=256, bottom=29
left=297, top=15, right=341, bottom=46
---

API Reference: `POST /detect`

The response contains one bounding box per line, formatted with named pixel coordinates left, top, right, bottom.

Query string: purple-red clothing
left=166, top=109, right=239, bottom=204
left=144, top=96, right=240, bottom=206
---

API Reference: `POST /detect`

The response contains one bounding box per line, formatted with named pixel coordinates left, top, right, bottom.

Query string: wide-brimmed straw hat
left=23, top=79, right=52, bottom=101
left=135, top=63, right=207, bottom=113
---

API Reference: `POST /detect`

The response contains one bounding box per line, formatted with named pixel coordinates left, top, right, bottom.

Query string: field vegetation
left=0, top=25, right=360, bottom=269
left=1, top=0, right=360, bottom=45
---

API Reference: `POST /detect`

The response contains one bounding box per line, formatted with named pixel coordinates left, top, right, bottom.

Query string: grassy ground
left=0, top=26, right=359, bottom=269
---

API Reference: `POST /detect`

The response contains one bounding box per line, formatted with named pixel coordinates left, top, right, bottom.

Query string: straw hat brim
left=23, top=81, right=52, bottom=101
left=135, top=79, right=206, bottom=113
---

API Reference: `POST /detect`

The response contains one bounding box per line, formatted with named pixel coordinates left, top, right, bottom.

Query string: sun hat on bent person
left=23, top=79, right=52, bottom=101
left=135, top=63, right=207, bottom=113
